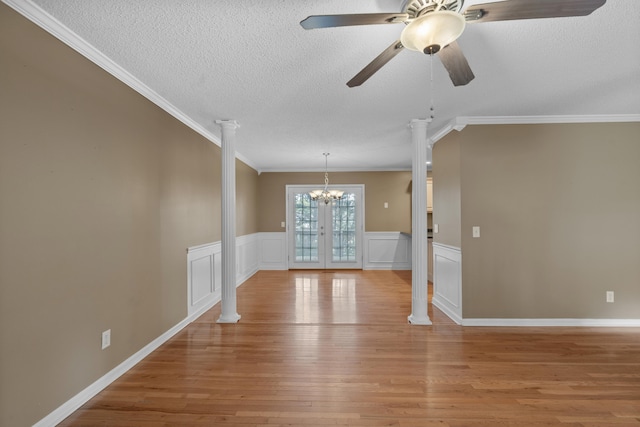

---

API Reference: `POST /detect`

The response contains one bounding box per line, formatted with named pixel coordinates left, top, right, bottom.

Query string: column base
left=408, top=314, right=432, bottom=325
left=217, top=313, right=241, bottom=324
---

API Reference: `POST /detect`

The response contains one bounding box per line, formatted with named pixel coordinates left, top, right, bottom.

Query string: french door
left=286, top=185, right=363, bottom=269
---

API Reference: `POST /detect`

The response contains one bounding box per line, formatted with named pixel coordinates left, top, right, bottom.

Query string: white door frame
left=286, top=184, right=364, bottom=269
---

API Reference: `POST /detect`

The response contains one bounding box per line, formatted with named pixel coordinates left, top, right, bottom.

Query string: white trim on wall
left=8, top=0, right=639, bottom=175
left=236, top=234, right=260, bottom=284
left=34, top=234, right=261, bottom=427
left=32, top=313, right=199, bottom=427
left=429, top=243, right=640, bottom=327
left=187, top=241, right=221, bottom=317
left=258, top=231, right=416, bottom=271
left=187, top=234, right=261, bottom=317
left=33, top=231, right=640, bottom=426
left=461, top=318, right=640, bottom=327
left=259, top=232, right=288, bottom=270
left=458, top=114, right=640, bottom=125
left=3, top=0, right=258, bottom=171
left=363, top=232, right=412, bottom=270
left=431, top=243, right=462, bottom=325
left=429, top=114, right=640, bottom=146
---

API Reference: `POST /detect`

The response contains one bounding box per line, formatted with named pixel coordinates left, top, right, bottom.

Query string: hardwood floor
left=60, top=270, right=640, bottom=426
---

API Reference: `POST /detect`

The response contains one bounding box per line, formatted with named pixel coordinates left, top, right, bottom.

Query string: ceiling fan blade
left=300, top=13, right=408, bottom=29
left=437, top=41, right=475, bottom=87
left=347, top=40, right=404, bottom=88
left=464, top=0, right=606, bottom=23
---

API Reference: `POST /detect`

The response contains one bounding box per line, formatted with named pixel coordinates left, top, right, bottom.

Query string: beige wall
left=0, top=5, right=257, bottom=425
left=433, top=123, right=640, bottom=319
left=237, top=160, right=259, bottom=236
left=432, top=131, right=461, bottom=247
left=258, top=171, right=413, bottom=233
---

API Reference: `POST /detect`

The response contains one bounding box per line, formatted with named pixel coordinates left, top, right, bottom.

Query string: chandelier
left=309, top=153, right=344, bottom=204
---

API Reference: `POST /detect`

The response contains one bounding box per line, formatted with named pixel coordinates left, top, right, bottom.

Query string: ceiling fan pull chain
left=429, top=53, right=435, bottom=120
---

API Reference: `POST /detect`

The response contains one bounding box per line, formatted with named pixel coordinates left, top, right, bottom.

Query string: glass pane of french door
left=330, top=193, right=357, bottom=263
left=287, top=185, right=363, bottom=269
left=294, top=193, right=319, bottom=263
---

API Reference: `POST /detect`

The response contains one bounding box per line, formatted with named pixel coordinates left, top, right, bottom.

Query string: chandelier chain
left=309, top=152, right=344, bottom=204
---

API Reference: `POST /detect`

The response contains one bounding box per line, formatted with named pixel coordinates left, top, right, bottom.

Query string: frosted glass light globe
left=401, top=10, right=466, bottom=54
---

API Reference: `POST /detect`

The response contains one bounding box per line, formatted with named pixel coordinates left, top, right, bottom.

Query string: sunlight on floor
left=294, top=275, right=359, bottom=323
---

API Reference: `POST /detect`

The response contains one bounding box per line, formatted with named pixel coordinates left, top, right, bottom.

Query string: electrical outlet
left=101, top=329, right=111, bottom=349
left=606, top=291, right=614, bottom=303
left=280, top=221, right=286, bottom=228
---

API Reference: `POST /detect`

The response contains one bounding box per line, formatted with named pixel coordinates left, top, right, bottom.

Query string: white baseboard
left=35, top=234, right=261, bottom=427
left=461, top=318, right=640, bottom=327
left=33, top=309, right=202, bottom=427
left=432, top=297, right=463, bottom=325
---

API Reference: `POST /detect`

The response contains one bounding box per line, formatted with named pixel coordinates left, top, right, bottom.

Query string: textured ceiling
left=12, top=0, right=640, bottom=171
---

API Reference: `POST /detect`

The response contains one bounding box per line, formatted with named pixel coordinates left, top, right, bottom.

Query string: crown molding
left=458, top=114, right=640, bottom=125
left=3, top=0, right=258, bottom=171
left=429, top=114, right=640, bottom=146
left=427, top=117, right=467, bottom=146
left=6, top=0, right=638, bottom=172
left=257, top=167, right=412, bottom=174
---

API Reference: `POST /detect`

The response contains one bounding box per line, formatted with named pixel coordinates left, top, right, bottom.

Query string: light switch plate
left=472, top=226, right=480, bottom=238
left=606, top=291, right=614, bottom=303
left=434, top=224, right=439, bottom=233
left=101, top=329, right=111, bottom=349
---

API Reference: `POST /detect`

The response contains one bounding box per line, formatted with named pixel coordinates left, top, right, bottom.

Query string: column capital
left=215, top=120, right=240, bottom=130
left=409, top=118, right=432, bottom=128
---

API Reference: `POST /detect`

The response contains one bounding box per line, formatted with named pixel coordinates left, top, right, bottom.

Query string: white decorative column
left=408, top=119, right=432, bottom=325
left=216, top=120, right=241, bottom=323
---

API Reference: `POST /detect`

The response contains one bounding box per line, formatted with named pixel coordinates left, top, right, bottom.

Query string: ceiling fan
left=300, top=0, right=606, bottom=87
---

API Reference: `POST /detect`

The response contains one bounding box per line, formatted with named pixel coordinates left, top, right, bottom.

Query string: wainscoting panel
left=186, top=242, right=221, bottom=317
left=363, top=232, right=412, bottom=270
left=237, top=234, right=260, bottom=284
left=187, top=234, right=261, bottom=317
left=259, top=232, right=288, bottom=270
left=190, top=254, right=214, bottom=306
left=431, top=243, right=462, bottom=324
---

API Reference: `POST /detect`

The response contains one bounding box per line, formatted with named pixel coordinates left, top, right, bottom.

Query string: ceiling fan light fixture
left=401, top=10, right=466, bottom=54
